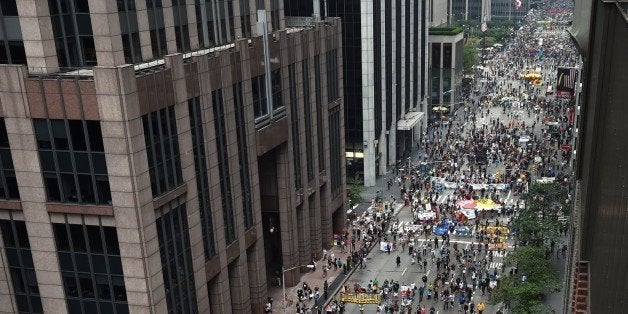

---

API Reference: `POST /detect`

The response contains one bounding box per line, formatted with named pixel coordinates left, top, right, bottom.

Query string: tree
left=347, top=175, right=364, bottom=208
left=510, top=183, right=569, bottom=246
left=491, top=246, right=560, bottom=313
left=463, top=43, right=477, bottom=73
left=491, top=183, right=568, bottom=313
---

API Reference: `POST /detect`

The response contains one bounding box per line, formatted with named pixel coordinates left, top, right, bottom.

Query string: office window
left=413, top=0, right=419, bottom=106
left=443, top=43, right=452, bottom=68
left=233, top=83, right=254, bottom=230
left=0, top=118, right=19, bottom=199
left=373, top=0, right=382, bottom=138
left=196, top=0, right=234, bottom=47
left=188, top=97, right=216, bottom=259
left=156, top=199, right=198, bottom=314
left=117, top=0, right=141, bottom=63
left=270, top=0, right=280, bottom=31
left=147, top=0, right=168, bottom=58
left=0, top=0, right=26, bottom=65
left=405, top=0, right=411, bottom=114
left=212, top=89, right=236, bottom=244
left=431, top=43, right=441, bottom=68
left=173, top=0, right=191, bottom=52
left=49, top=0, right=96, bottom=67
left=239, top=0, right=251, bottom=38
left=385, top=0, right=392, bottom=129
left=271, top=68, right=284, bottom=115
left=289, top=63, right=301, bottom=190
left=34, top=119, right=111, bottom=205
left=314, top=54, right=325, bottom=171
left=326, top=49, right=339, bottom=102
left=142, top=106, right=183, bottom=197
left=302, top=60, right=314, bottom=181
left=194, top=0, right=208, bottom=47
left=395, top=0, right=401, bottom=120
left=0, top=217, right=42, bottom=314
left=329, top=107, right=342, bottom=197
left=53, top=221, right=128, bottom=314
left=251, top=74, right=268, bottom=120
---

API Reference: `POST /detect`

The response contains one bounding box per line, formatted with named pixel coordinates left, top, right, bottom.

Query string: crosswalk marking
left=492, top=251, right=508, bottom=258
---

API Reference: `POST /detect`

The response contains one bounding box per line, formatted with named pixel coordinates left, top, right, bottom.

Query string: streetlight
left=282, top=264, right=315, bottom=312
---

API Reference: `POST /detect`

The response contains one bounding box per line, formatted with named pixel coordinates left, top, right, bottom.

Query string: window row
left=156, top=199, right=198, bottom=314
left=53, top=222, right=128, bottom=314
left=0, top=119, right=19, bottom=199
left=34, top=119, right=111, bottom=205
left=252, top=69, right=284, bottom=123
left=288, top=63, right=302, bottom=190
left=0, top=218, right=43, bottom=314
left=233, top=83, right=254, bottom=230
left=212, top=89, right=237, bottom=245
left=48, top=0, right=96, bottom=67
left=142, top=106, right=183, bottom=197
left=188, top=96, right=217, bottom=260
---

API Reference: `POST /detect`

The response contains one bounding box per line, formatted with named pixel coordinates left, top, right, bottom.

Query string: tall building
left=427, top=0, right=464, bottom=121
left=565, top=0, right=628, bottom=313
left=452, top=0, right=485, bottom=21
left=0, top=0, right=345, bottom=313
left=285, top=0, right=429, bottom=187
left=428, top=27, right=464, bottom=120
left=490, top=0, right=530, bottom=20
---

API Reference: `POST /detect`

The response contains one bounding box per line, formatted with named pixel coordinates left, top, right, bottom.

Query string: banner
left=431, top=177, right=509, bottom=190
left=556, top=67, right=578, bottom=99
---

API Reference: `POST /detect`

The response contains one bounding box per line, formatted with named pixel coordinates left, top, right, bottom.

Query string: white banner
left=431, top=177, right=509, bottom=190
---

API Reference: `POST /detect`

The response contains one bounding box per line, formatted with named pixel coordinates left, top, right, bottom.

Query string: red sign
left=561, top=144, right=572, bottom=151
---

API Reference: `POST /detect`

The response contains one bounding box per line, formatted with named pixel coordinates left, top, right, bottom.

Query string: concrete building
left=490, top=0, right=530, bottom=20
left=565, top=0, right=628, bottom=313
left=285, top=0, right=429, bottom=187
left=0, top=0, right=345, bottom=313
left=428, top=27, right=464, bottom=121
left=426, top=0, right=464, bottom=122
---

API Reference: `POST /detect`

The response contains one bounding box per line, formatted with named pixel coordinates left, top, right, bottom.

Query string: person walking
left=396, top=255, right=401, bottom=268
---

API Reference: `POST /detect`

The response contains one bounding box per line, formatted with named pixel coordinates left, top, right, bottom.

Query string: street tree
left=510, top=182, right=568, bottom=246
left=347, top=175, right=364, bottom=208
left=491, top=245, right=560, bottom=313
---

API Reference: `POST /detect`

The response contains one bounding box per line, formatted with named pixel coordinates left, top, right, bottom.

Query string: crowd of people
left=276, top=1, right=578, bottom=313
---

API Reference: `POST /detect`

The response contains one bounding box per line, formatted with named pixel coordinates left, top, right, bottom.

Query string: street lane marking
left=401, top=267, right=407, bottom=276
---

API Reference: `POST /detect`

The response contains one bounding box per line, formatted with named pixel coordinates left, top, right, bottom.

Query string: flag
left=515, top=0, right=522, bottom=9
left=556, top=67, right=578, bottom=99
left=481, top=22, right=488, bottom=32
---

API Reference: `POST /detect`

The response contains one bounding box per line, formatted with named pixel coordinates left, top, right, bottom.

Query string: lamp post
left=282, top=264, right=314, bottom=312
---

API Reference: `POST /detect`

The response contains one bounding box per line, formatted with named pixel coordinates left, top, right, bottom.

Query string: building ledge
left=0, top=199, right=22, bottom=211
left=429, top=27, right=463, bottom=36
left=153, top=184, right=188, bottom=209
left=46, top=203, right=114, bottom=216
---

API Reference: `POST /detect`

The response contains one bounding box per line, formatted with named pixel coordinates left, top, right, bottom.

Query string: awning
left=397, top=111, right=425, bottom=130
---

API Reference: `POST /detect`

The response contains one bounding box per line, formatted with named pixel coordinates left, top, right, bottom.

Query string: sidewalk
left=267, top=242, right=350, bottom=312
left=267, top=202, right=405, bottom=313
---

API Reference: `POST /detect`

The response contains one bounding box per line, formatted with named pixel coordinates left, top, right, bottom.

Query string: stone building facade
left=0, top=0, right=345, bottom=313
